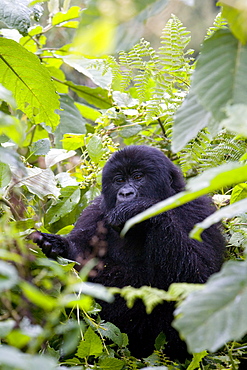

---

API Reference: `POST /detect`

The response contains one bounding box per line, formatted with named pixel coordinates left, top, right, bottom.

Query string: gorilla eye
left=114, top=176, right=125, bottom=184
left=132, top=173, right=143, bottom=181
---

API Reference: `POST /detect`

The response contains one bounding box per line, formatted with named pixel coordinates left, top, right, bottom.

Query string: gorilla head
left=101, top=145, right=185, bottom=211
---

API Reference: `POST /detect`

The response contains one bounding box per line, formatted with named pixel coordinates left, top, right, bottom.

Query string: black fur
left=30, top=145, right=225, bottom=360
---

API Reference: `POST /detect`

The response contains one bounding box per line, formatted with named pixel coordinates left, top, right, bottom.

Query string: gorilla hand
left=29, top=231, right=69, bottom=259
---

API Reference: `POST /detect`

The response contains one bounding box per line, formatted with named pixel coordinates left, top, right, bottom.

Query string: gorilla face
left=101, top=145, right=185, bottom=211
left=113, top=170, right=145, bottom=204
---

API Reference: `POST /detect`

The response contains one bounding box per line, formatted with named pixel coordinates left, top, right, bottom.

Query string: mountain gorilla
left=30, top=145, right=225, bottom=361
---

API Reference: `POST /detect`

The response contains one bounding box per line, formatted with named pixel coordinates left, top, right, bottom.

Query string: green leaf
left=121, top=162, right=247, bottom=235
left=141, top=367, right=168, bottom=370
left=187, top=351, right=208, bottom=370
left=119, top=124, right=142, bottom=138
left=0, top=114, right=26, bottom=145
left=173, top=260, right=247, bottom=353
left=20, top=281, right=57, bottom=311
left=0, top=162, right=11, bottom=188
left=75, top=102, right=101, bottom=121
left=193, top=29, right=247, bottom=121
left=61, top=55, right=112, bottom=89
left=66, top=81, right=112, bottom=109
left=0, top=260, right=19, bottom=292
left=56, top=320, right=81, bottom=356
left=219, top=0, right=247, bottom=44
left=221, top=104, right=247, bottom=137
left=60, top=294, right=92, bottom=311
left=7, top=330, right=30, bottom=349
left=76, top=327, right=103, bottom=358
left=231, top=183, right=247, bottom=204
left=30, top=138, right=51, bottom=156
left=13, top=218, right=36, bottom=232
left=21, top=167, right=60, bottom=199
left=173, top=29, right=247, bottom=150
left=0, top=38, right=60, bottom=128
left=52, top=6, right=81, bottom=27
left=98, top=322, right=124, bottom=347
left=61, top=133, right=85, bottom=150
left=172, top=92, right=211, bottom=152
left=113, top=91, right=139, bottom=107
left=99, top=357, right=125, bottom=370
left=86, top=136, right=105, bottom=163
left=54, top=94, right=86, bottom=147
left=45, top=186, right=80, bottom=225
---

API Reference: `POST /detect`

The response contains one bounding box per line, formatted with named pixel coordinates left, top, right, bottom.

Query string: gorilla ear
left=169, top=165, right=185, bottom=193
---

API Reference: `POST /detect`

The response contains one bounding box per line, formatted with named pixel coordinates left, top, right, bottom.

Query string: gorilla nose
left=117, top=188, right=136, bottom=202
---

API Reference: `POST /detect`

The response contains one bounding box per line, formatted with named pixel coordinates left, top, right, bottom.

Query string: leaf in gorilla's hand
left=0, top=38, right=60, bottom=129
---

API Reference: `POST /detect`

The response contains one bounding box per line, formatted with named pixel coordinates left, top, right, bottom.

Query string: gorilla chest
left=106, top=227, right=148, bottom=264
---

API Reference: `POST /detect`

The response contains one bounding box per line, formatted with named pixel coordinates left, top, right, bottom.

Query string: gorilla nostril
left=120, top=190, right=134, bottom=198
left=117, top=187, right=136, bottom=202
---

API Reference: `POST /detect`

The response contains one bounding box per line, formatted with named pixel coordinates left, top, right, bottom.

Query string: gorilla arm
left=29, top=196, right=104, bottom=261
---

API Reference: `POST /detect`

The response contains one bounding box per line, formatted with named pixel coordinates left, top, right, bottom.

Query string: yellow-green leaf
left=0, top=38, right=60, bottom=129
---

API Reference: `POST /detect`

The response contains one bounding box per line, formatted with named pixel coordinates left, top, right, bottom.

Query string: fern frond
left=179, top=130, right=210, bottom=175
left=199, top=132, right=247, bottom=171
left=206, top=12, right=228, bottom=39
left=158, top=14, right=192, bottom=87
left=118, top=51, right=134, bottom=91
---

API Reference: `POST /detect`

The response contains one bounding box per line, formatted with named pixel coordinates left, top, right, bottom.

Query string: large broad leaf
left=66, top=81, right=112, bottom=109
left=0, top=38, right=60, bottom=128
left=20, top=167, right=60, bottom=199
left=192, top=29, right=247, bottom=120
left=54, top=94, right=86, bottom=147
left=172, top=92, right=211, bottom=152
left=173, top=260, right=247, bottom=353
left=45, top=148, right=76, bottom=168
left=172, top=29, right=247, bottom=150
left=61, top=55, right=112, bottom=90
left=121, top=162, right=247, bottom=235
left=44, top=186, right=80, bottom=225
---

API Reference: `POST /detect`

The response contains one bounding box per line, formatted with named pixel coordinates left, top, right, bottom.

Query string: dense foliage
left=1, top=0, right=247, bottom=369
